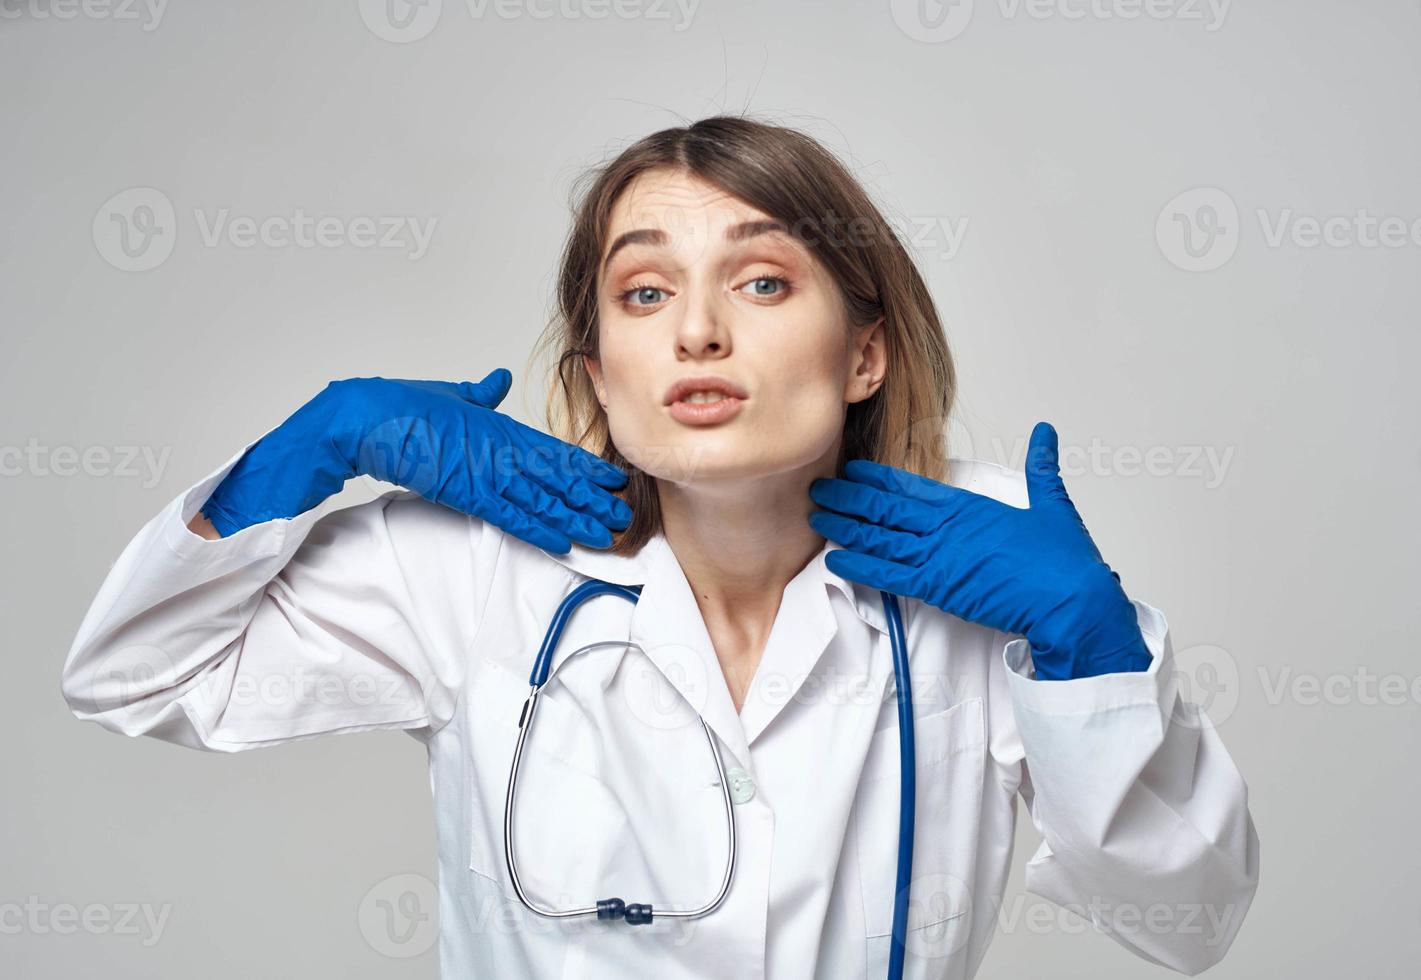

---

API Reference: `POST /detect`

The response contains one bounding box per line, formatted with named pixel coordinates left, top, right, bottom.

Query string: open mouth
left=663, top=375, right=749, bottom=426
left=666, top=390, right=746, bottom=425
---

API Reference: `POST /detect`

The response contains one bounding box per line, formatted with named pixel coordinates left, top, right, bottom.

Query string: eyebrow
left=600, top=218, right=793, bottom=279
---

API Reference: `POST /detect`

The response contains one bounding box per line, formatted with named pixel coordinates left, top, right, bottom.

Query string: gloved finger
left=1024, top=421, right=1071, bottom=508
left=526, top=470, right=633, bottom=533
left=468, top=493, right=573, bottom=555
left=808, top=477, right=952, bottom=535
left=386, top=376, right=511, bottom=411
left=808, top=511, right=933, bottom=566
left=501, top=475, right=616, bottom=549
left=480, top=419, right=630, bottom=528
left=455, top=369, right=513, bottom=409
left=841, top=458, right=976, bottom=510
left=823, top=548, right=919, bottom=597
left=521, top=426, right=630, bottom=492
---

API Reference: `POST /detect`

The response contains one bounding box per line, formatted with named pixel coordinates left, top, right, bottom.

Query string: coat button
left=726, top=767, right=756, bottom=804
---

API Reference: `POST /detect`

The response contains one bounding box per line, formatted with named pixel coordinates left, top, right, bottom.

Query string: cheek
left=764, top=335, right=853, bottom=445
left=748, top=351, right=848, bottom=444
left=760, top=315, right=850, bottom=403
left=593, top=337, right=664, bottom=448
left=762, top=381, right=845, bottom=442
left=594, top=328, right=641, bottom=397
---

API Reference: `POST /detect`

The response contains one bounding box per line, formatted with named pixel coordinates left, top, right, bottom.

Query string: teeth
left=682, top=391, right=728, bottom=404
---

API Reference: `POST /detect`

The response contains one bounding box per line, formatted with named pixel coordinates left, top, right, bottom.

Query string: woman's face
left=585, top=168, right=884, bottom=487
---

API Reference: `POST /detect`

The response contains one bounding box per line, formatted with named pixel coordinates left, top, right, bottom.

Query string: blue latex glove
left=201, top=371, right=632, bottom=554
left=808, top=422, right=1150, bottom=681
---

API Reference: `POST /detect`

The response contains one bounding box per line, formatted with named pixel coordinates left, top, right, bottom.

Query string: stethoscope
left=503, top=579, right=918, bottom=980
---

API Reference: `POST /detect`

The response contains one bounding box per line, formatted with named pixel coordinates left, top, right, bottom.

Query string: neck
left=659, top=480, right=827, bottom=611
left=654, top=445, right=840, bottom=709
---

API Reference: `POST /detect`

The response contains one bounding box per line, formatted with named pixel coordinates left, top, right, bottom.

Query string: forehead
left=605, top=169, right=775, bottom=243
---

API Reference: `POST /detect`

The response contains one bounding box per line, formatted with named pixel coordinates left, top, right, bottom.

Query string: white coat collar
left=538, top=531, right=892, bottom=761
left=540, top=531, right=891, bottom=636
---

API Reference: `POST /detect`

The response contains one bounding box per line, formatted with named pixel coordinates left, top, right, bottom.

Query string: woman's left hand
left=808, top=422, right=1151, bottom=681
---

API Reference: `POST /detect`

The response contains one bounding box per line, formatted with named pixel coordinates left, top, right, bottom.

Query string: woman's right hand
left=199, top=370, right=632, bottom=554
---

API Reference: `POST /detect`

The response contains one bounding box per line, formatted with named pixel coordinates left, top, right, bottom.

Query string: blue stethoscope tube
left=882, top=587, right=913, bottom=980
left=509, top=579, right=916, bottom=980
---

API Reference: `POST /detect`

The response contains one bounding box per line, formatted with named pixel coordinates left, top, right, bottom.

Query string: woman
left=61, top=116, right=1258, bottom=979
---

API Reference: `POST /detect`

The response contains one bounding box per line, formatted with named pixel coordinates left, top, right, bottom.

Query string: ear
left=583, top=352, right=608, bottom=408
left=846, top=317, right=887, bottom=404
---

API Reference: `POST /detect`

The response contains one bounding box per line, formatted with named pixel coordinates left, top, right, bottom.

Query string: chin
left=659, top=450, right=826, bottom=489
left=613, top=417, right=833, bottom=485
left=630, top=450, right=744, bottom=486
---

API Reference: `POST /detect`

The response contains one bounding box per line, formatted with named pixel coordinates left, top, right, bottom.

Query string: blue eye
left=617, top=276, right=791, bottom=310
left=622, top=285, right=668, bottom=307
left=740, top=276, right=789, bottom=298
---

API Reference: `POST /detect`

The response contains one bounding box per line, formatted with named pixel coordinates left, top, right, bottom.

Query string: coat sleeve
left=59, top=431, right=505, bottom=752
left=996, top=601, right=1260, bottom=974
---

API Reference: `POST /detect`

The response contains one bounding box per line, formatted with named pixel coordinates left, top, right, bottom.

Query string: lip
left=663, top=374, right=750, bottom=406
left=663, top=374, right=749, bottom=427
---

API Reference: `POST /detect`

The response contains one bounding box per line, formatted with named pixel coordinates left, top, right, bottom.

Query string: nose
left=673, top=285, right=731, bottom=361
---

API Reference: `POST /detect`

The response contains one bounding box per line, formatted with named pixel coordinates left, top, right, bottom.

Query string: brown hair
left=532, top=115, right=955, bottom=555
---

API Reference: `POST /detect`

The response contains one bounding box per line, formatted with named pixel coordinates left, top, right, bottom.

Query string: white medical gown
left=61, top=432, right=1260, bottom=979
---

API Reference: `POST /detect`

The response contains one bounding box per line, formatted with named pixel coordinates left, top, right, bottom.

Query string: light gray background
left=4, top=0, right=1418, bottom=976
